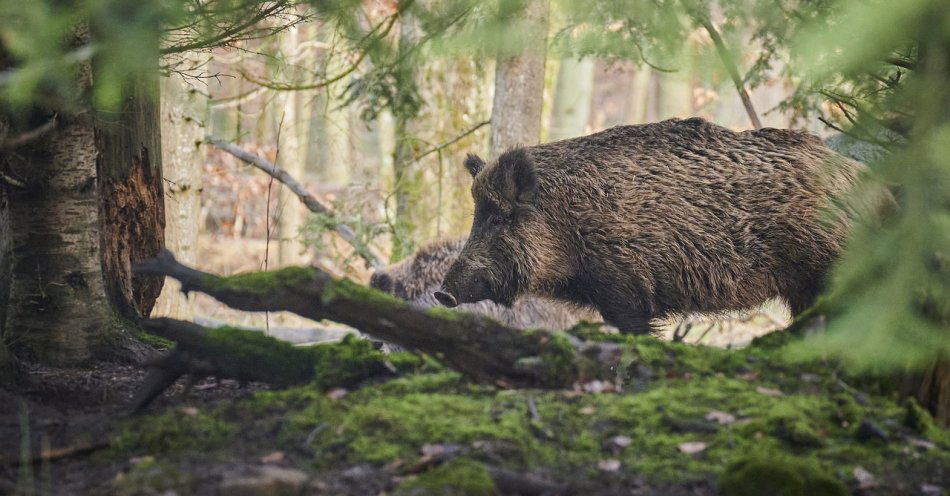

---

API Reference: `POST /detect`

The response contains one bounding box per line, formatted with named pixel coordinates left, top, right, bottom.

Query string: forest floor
left=1, top=331, right=948, bottom=496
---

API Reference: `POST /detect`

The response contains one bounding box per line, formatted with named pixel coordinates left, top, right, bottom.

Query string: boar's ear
left=463, top=153, right=485, bottom=177
left=497, top=148, right=537, bottom=205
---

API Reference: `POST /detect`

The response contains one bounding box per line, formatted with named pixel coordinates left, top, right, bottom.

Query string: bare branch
left=238, top=13, right=398, bottom=91
left=413, top=120, right=490, bottom=162
left=699, top=19, right=762, bottom=130
left=0, top=115, right=57, bottom=150
left=206, top=135, right=386, bottom=269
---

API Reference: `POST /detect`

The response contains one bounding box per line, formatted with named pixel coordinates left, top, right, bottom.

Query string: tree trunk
left=625, top=68, right=653, bottom=124
left=151, top=56, right=207, bottom=320
left=489, top=0, right=550, bottom=159
left=1, top=33, right=164, bottom=365
left=548, top=57, right=594, bottom=141
left=389, top=15, right=423, bottom=261
left=276, top=23, right=307, bottom=268
left=912, top=359, right=950, bottom=426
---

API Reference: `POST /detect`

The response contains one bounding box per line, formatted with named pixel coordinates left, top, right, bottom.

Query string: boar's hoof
left=434, top=291, right=458, bottom=307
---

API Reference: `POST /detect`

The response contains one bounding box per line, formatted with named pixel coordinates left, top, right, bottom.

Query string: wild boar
left=436, top=118, right=864, bottom=334
left=370, top=238, right=602, bottom=330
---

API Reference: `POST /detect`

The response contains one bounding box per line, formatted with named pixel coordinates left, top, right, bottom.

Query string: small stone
left=921, top=483, right=943, bottom=494
left=705, top=410, right=736, bottom=425
left=756, top=386, right=783, bottom=397
left=219, top=466, right=309, bottom=496
left=178, top=406, right=199, bottom=416
left=598, top=459, right=621, bottom=472
left=610, top=435, right=632, bottom=447
left=853, top=466, right=876, bottom=489
left=737, top=371, right=759, bottom=381
left=908, top=437, right=936, bottom=450
left=603, top=435, right=632, bottom=454
left=326, top=388, right=348, bottom=400
left=579, top=406, right=596, bottom=415
left=854, top=418, right=888, bottom=443
left=677, top=441, right=707, bottom=454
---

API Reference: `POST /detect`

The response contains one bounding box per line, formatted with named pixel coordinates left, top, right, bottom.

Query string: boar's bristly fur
left=370, top=238, right=602, bottom=331
left=439, top=118, right=866, bottom=334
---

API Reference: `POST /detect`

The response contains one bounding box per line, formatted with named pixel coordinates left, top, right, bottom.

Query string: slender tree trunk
left=151, top=55, right=208, bottom=320
left=489, top=0, right=550, bottom=159
left=277, top=23, right=307, bottom=267
left=625, top=68, right=653, bottom=124
left=548, top=57, right=594, bottom=141
left=389, top=15, right=423, bottom=261
left=1, top=31, right=164, bottom=366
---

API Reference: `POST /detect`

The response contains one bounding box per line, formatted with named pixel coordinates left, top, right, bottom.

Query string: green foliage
left=785, top=0, right=950, bottom=371
left=0, top=0, right=296, bottom=110
left=300, top=210, right=389, bottom=266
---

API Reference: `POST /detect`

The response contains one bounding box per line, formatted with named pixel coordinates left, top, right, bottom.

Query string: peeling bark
left=97, top=74, right=166, bottom=320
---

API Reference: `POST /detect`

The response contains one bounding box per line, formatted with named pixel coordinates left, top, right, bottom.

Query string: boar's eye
left=487, top=215, right=505, bottom=228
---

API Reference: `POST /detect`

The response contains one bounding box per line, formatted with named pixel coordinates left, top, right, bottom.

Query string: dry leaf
left=705, top=410, right=736, bottom=425
left=326, top=388, right=348, bottom=400
left=678, top=442, right=707, bottom=454
left=260, top=451, right=285, bottom=464
left=179, top=406, right=199, bottom=417
left=756, top=386, right=783, bottom=397
left=908, top=438, right=936, bottom=450
left=579, top=406, right=596, bottom=415
left=609, top=435, right=632, bottom=448
left=598, top=459, right=621, bottom=472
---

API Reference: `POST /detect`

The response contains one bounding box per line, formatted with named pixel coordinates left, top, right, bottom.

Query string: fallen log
left=134, top=250, right=622, bottom=390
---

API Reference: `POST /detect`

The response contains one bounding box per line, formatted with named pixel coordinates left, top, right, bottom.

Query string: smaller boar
left=370, top=238, right=602, bottom=330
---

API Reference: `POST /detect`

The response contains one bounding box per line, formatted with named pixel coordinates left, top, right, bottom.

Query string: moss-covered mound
left=103, top=332, right=950, bottom=495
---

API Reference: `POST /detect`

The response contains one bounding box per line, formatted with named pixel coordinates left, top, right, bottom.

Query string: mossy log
left=134, top=250, right=622, bottom=390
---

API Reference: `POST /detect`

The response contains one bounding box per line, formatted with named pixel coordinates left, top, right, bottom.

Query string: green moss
left=309, top=334, right=390, bottom=390
left=903, top=397, right=946, bottom=443
left=205, top=326, right=315, bottom=386
left=320, top=277, right=405, bottom=307
left=765, top=403, right=826, bottom=448
left=526, top=331, right=578, bottom=386
left=718, top=454, right=847, bottom=496
left=113, top=457, right=197, bottom=496
left=105, top=333, right=950, bottom=493
left=203, top=266, right=318, bottom=295
left=394, top=458, right=495, bottom=496
left=111, top=408, right=234, bottom=455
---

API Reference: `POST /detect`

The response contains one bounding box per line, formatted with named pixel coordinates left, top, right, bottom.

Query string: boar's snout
left=437, top=265, right=493, bottom=307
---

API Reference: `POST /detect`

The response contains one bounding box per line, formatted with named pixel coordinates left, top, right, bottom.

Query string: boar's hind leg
left=598, top=303, right=655, bottom=335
